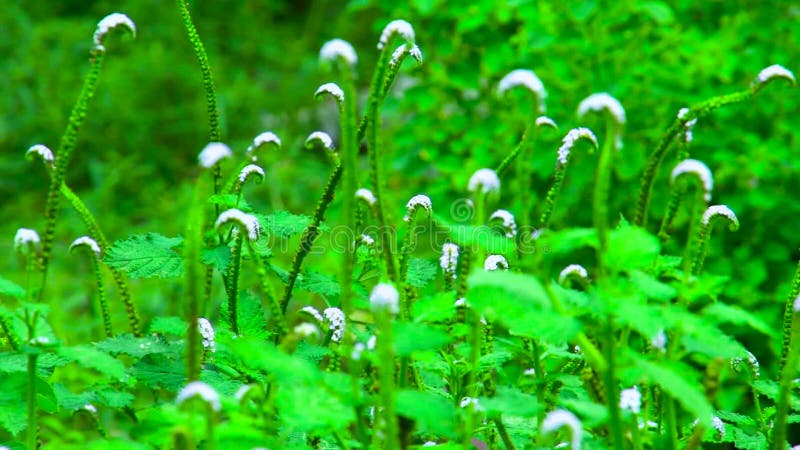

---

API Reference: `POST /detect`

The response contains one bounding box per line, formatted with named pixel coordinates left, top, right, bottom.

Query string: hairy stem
left=38, top=51, right=105, bottom=299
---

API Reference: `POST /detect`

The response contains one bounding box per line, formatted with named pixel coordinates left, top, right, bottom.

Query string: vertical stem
left=593, top=119, right=617, bottom=275
left=340, top=69, right=359, bottom=314
left=772, top=303, right=800, bottom=449
left=227, top=233, right=244, bottom=335
left=38, top=51, right=105, bottom=299
left=602, top=318, right=624, bottom=449
left=92, top=258, right=113, bottom=338
left=184, top=183, right=206, bottom=382
left=27, top=352, right=38, bottom=450
left=375, top=310, right=399, bottom=450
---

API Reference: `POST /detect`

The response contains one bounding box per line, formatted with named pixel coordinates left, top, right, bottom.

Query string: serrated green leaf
left=406, top=258, right=437, bottom=288
left=480, top=386, right=539, bottom=417
left=631, top=357, right=713, bottom=426
left=297, top=271, right=340, bottom=300
left=149, top=317, right=188, bottom=337
left=0, top=352, right=71, bottom=375
left=703, top=303, right=775, bottom=337
left=95, top=389, right=135, bottom=408
left=441, top=222, right=515, bottom=255
left=0, top=275, right=24, bottom=299
left=540, top=228, right=597, bottom=254
left=58, top=345, right=126, bottom=381
left=131, top=358, right=185, bottom=390
left=468, top=271, right=579, bottom=342
left=202, top=245, right=232, bottom=273
left=396, top=389, right=457, bottom=438
left=731, top=428, right=766, bottom=450
left=208, top=194, right=252, bottom=212
left=103, top=233, right=184, bottom=279
left=0, top=373, right=57, bottom=434
left=257, top=211, right=313, bottom=239
left=412, top=292, right=457, bottom=323
left=294, top=341, right=332, bottom=365
left=394, top=322, right=452, bottom=356
left=607, top=225, right=660, bottom=272
left=95, top=334, right=173, bottom=358
left=221, top=292, right=269, bottom=340
left=628, top=270, right=676, bottom=301
left=53, top=383, right=95, bottom=411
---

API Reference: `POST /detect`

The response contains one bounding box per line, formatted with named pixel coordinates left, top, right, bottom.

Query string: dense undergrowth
left=2, top=2, right=800, bottom=449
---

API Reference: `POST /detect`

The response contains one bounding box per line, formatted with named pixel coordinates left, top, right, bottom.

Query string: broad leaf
left=104, top=233, right=184, bottom=279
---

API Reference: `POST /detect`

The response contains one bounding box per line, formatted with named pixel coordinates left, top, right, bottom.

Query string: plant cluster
left=1, top=3, right=800, bottom=450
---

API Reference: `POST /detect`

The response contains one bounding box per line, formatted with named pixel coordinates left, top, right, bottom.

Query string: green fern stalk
left=593, top=120, right=618, bottom=273
left=226, top=232, right=244, bottom=335
left=60, top=183, right=141, bottom=336
left=366, top=44, right=402, bottom=284
left=26, top=350, right=38, bottom=450
left=38, top=51, right=105, bottom=299
left=246, top=243, right=287, bottom=336
left=339, top=70, right=359, bottom=314
left=90, top=253, right=112, bottom=338
left=772, top=298, right=800, bottom=450
left=779, top=259, right=800, bottom=363
left=374, top=307, right=399, bottom=450
left=280, top=161, right=343, bottom=314
left=634, top=90, right=751, bottom=227
left=184, top=182, right=207, bottom=382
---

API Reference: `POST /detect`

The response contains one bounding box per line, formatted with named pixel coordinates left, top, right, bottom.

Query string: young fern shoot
left=70, top=236, right=112, bottom=338
left=658, top=159, right=713, bottom=244
left=539, top=127, right=598, bottom=229
left=691, top=205, right=739, bottom=276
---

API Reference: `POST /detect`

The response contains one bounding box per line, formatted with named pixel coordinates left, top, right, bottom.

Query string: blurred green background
left=1, top=1, right=798, bottom=358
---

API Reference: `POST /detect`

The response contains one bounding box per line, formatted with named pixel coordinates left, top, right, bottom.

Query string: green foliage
left=103, top=233, right=184, bottom=279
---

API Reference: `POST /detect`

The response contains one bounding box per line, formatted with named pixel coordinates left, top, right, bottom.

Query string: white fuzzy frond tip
left=468, top=168, right=500, bottom=195
left=247, top=131, right=281, bottom=160
left=558, top=264, right=589, bottom=285
left=498, top=69, right=547, bottom=112
left=70, top=236, right=102, bottom=257
left=557, top=127, right=598, bottom=166
left=14, top=228, right=40, bottom=251
left=176, top=381, right=220, bottom=412
left=671, top=159, right=713, bottom=202
left=198, top=142, right=232, bottom=168
left=197, top=318, right=216, bottom=353
left=378, top=20, right=415, bottom=50
left=701, top=204, right=739, bottom=230
left=315, top=82, right=345, bottom=104
left=390, top=44, right=424, bottom=67
left=541, top=409, right=582, bottom=450
left=323, top=307, right=346, bottom=342
left=93, top=13, right=136, bottom=51
left=355, top=188, right=376, bottom=206
left=404, top=194, right=433, bottom=222
left=536, top=116, right=558, bottom=129
left=369, top=283, right=399, bottom=314
left=619, top=386, right=641, bottom=414
left=305, top=131, right=335, bottom=151
left=26, top=144, right=54, bottom=167
left=489, top=209, right=517, bottom=238
left=484, top=254, right=509, bottom=271
left=578, top=92, right=626, bottom=124
left=215, top=209, right=261, bottom=241
left=238, top=164, right=265, bottom=184
left=754, top=64, right=795, bottom=88
left=320, top=39, right=357, bottom=66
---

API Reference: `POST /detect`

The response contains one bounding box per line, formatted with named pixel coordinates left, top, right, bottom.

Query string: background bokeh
left=1, top=0, right=798, bottom=360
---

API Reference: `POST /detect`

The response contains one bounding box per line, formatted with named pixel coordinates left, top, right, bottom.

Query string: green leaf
left=103, top=233, right=184, bottom=279
left=396, top=389, right=457, bottom=438
left=638, top=1, right=675, bottom=25
left=539, top=228, right=597, bottom=254
left=297, top=271, right=340, bottom=300
left=0, top=275, right=25, bottom=299
left=0, top=352, right=71, bottom=375
left=53, top=383, right=95, bottom=411
left=131, top=358, right=185, bottom=390
left=630, top=356, right=713, bottom=426
left=202, top=245, right=232, bottom=273
left=435, top=219, right=515, bottom=255
left=480, top=386, right=539, bottom=418
left=606, top=225, right=660, bottom=272
left=468, top=270, right=579, bottom=342
left=257, top=210, right=314, bottom=239
left=406, top=258, right=437, bottom=288
left=628, top=270, right=676, bottom=301
left=703, top=303, right=775, bottom=338
left=208, top=194, right=252, bottom=212
left=95, top=334, right=174, bottom=359
left=0, top=373, right=57, bottom=434
left=731, top=428, right=766, bottom=450
left=95, top=389, right=135, bottom=408
left=221, top=292, right=270, bottom=340
left=149, top=317, right=188, bottom=337
left=58, top=345, right=126, bottom=381
left=412, top=292, right=457, bottom=323
left=394, top=322, right=452, bottom=356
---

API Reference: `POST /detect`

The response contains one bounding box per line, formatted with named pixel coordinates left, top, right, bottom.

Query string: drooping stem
left=339, top=67, right=359, bottom=315
left=38, top=51, right=105, bottom=299
left=366, top=46, right=400, bottom=285
left=227, top=232, right=244, bottom=335
left=634, top=90, right=751, bottom=227
left=280, top=162, right=343, bottom=314
left=773, top=298, right=800, bottom=449
left=184, top=182, right=207, bottom=382
left=59, top=183, right=140, bottom=335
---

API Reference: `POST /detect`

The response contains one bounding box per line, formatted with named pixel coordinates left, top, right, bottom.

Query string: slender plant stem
left=227, top=233, right=243, bottom=335
left=375, top=309, right=399, bottom=450
left=27, top=352, right=38, bottom=450
left=91, top=257, right=113, bottom=338
left=280, top=162, right=343, bottom=314
left=602, top=318, right=624, bottom=449
left=184, top=182, right=207, bottom=382
left=38, top=50, right=105, bottom=300
left=779, top=259, right=800, bottom=363
left=59, top=183, right=140, bottom=335
left=493, top=416, right=516, bottom=450
left=339, top=68, right=359, bottom=315
left=772, top=302, right=800, bottom=449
